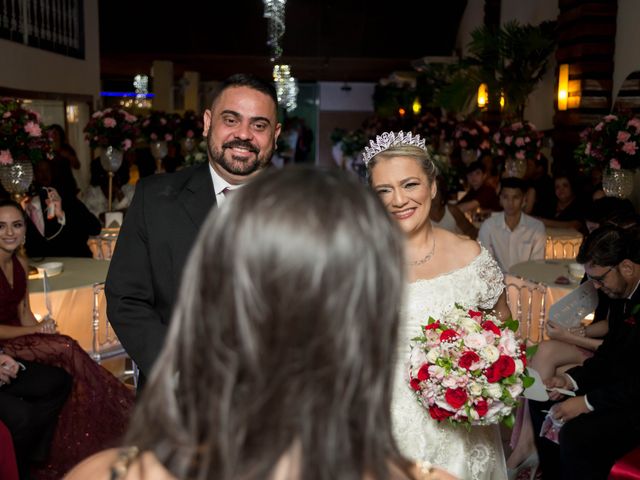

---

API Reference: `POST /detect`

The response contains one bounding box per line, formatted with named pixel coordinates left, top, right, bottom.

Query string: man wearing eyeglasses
left=529, top=224, right=640, bottom=479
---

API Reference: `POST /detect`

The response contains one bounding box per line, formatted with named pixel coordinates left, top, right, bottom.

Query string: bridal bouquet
left=408, top=305, right=532, bottom=427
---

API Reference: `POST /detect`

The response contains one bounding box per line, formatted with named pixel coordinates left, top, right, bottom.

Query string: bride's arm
left=489, top=290, right=512, bottom=322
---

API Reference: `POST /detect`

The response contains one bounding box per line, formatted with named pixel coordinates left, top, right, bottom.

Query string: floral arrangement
left=0, top=98, right=52, bottom=165
left=140, top=111, right=181, bottom=143
left=575, top=113, right=640, bottom=171
left=83, top=108, right=139, bottom=151
left=491, top=121, right=542, bottom=161
left=183, top=139, right=208, bottom=167
left=453, top=119, right=491, bottom=152
left=177, top=110, right=204, bottom=140
left=408, top=305, right=532, bottom=427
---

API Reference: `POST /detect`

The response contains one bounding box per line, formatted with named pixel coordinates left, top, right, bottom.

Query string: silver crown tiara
left=362, top=131, right=428, bottom=166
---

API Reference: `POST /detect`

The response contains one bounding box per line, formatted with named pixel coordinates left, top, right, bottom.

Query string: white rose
left=410, top=348, right=428, bottom=367
left=464, top=333, right=487, bottom=350
left=507, top=383, right=523, bottom=399
left=514, top=359, right=524, bottom=375
left=499, top=333, right=518, bottom=356
left=460, top=317, right=482, bottom=333
left=481, top=345, right=500, bottom=363
left=429, top=365, right=445, bottom=379
left=469, top=382, right=483, bottom=396
left=442, top=376, right=458, bottom=388
left=426, top=348, right=440, bottom=364
left=486, top=383, right=503, bottom=399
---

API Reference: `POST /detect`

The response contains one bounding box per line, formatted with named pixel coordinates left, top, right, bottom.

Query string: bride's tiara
left=362, top=131, right=428, bottom=166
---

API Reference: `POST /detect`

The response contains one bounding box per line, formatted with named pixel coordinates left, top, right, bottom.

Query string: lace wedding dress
left=391, top=247, right=508, bottom=480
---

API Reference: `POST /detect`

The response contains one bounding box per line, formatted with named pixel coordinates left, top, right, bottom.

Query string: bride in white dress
left=365, top=132, right=512, bottom=480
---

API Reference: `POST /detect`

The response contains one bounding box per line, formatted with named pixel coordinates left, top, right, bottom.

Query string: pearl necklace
left=408, top=236, right=436, bottom=266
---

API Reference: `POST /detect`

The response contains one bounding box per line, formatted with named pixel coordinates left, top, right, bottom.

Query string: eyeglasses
left=587, top=266, right=615, bottom=285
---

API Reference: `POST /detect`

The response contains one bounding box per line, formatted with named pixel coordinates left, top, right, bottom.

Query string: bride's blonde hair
left=366, top=144, right=438, bottom=184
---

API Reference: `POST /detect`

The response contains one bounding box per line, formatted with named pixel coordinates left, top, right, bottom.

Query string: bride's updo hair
left=366, top=144, right=438, bottom=184
left=125, top=166, right=413, bottom=480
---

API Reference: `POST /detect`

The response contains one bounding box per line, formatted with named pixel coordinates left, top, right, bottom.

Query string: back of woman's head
left=127, top=166, right=409, bottom=480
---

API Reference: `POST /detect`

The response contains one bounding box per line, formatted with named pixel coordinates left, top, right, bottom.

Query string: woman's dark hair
left=577, top=224, right=640, bottom=266
left=125, top=166, right=411, bottom=480
left=585, top=197, right=636, bottom=225
left=0, top=199, right=27, bottom=222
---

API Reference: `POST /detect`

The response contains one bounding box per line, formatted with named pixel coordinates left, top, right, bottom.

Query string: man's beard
left=208, top=131, right=273, bottom=176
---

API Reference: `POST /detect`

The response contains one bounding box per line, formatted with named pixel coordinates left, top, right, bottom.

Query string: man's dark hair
left=585, top=197, right=636, bottom=226
left=466, top=160, right=485, bottom=175
left=500, top=177, right=527, bottom=194
left=577, top=224, right=640, bottom=266
left=210, top=73, right=278, bottom=110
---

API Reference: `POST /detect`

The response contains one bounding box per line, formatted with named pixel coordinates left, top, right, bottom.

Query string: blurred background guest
left=536, top=172, right=585, bottom=233
left=80, top=157, right=135, bottom=221
left=429, top=175, right=478, bottom=239
left=457, top=160, right=501, bottom=214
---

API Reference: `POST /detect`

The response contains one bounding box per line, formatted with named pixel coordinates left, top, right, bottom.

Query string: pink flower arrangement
left=408, top=304, right=532, bottom=427
left=575, top=112, right=640, bottom=171
left=491, top=121, right=543, bottom=161
left=453, top=119, right=491, bottom=152
left=83, top=108, right=139, bottom=151
left=0, top=98, right=52, bottom=165
left=177, top=110, right=205, bottom=141
left=140, top=111, right=181, bottom=144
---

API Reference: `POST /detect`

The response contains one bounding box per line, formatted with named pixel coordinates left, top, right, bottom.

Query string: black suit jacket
left=567, top=284, right=640, bottom=416
left=105, top=163, right=216, bottom=377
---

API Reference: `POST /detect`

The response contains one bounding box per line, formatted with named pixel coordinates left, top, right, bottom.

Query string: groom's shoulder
left=137, top=163, right=208, bottom=196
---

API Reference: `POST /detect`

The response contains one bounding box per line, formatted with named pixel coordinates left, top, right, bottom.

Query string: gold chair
left=505, top=277, right=548, bottom=344
left=91, top=282, right=138, bottom=388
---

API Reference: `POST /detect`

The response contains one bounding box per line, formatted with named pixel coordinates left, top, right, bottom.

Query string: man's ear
left=619, top=258, right=635, bottom=279
left=202, top=110, right=212, bottom=136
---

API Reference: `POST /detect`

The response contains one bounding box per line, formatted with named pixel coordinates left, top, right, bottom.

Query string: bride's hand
left=38, top=318, right=58, bottom=334
left=411, top=462, right=458, bottom=480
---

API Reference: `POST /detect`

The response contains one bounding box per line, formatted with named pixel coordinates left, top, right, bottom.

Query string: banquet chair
left=505, top=278, right=547, bottom=344
left=91, top=282, right=138, bottom=388
left=545, top=237, right=581, bottom=260
left=88, top=228, right=120, bottom=260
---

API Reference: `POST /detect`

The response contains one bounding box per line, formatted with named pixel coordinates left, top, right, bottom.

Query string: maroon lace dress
left=0, top=255, right=135, bottom=479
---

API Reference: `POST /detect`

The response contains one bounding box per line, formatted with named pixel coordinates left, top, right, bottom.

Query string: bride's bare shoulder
left=435, top=228, right=481, bottom=264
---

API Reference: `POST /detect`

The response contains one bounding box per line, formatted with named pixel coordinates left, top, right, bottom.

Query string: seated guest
left=457, top=160, right=501, bottom=214
left=536, top=173, right=584, bottom=233
left=23, top=161, right=101, bottom=258
left=529, top=225, right=640, bottom=480
left=0, top=200, right=135, bottom=478
left=522, top=154, right=555, bottom=217
left=429, top=175, right=478, bottom=239
left=0, top=351, right=71, bottom=479
left=478, top=177, right=546, bottom=271
left=0, top=421, right=18, bottom=480
left=66, top=167, right=454, bottom=480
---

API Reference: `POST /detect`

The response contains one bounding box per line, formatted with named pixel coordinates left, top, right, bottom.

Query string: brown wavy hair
left=125, top=166, right=412, bottom=480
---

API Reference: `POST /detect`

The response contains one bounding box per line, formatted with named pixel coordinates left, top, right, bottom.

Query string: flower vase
left=504, top=157, right=527, bottom=178
left=332, top=142, right=345, bottom=168
left=99, top=147, right=124, bottom=212
left=150, top=140, right=168, bottom=172
left=460, top=149, right=477, bottom=166
left=0, top=158, right=34, bottom=201
left=602, top=168, right=635, bottom=198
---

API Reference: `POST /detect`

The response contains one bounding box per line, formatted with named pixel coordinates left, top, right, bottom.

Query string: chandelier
left=273, top=64, right=298, bottom=112
left=262, top=0, right=286, bottom=61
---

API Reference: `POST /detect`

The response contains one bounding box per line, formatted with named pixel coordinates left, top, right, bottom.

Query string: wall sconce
left=66, top=105, right=79, bottom=123
left=558, top=64, right=569, bottom=110
left=412, top=97, right=422, bottom=115
left=500, top=92, right=505, bottom=110
left=477, top=83, right=488, bottom=108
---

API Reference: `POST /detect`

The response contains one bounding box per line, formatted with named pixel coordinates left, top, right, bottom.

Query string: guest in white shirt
left=478, top=177, right=546, bottom=271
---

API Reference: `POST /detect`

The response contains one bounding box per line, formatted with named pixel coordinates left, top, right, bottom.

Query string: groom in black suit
left=105, top=74, right=281, bottom=385
left=529, top=224, right=640, bottom=480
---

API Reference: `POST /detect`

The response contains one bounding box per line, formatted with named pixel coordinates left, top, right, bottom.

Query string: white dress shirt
left=208, top=163, right=239, bottom=207
left=478, top=211, right=546, bottom=272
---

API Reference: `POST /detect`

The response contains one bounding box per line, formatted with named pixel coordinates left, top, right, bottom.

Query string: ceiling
left=99, top=0, right=468, bottom=86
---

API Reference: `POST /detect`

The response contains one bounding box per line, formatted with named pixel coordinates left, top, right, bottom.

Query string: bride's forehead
left=371, top=156, right=428, bottom=180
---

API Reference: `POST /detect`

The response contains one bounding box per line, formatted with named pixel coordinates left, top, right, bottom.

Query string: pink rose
left=470, top=129, right=478, bottom=135
left=595, top=122, right=604, bottom=131
left=122, top=139, right=132, bottom=151
left=617, top=131, right=631, bottom=143
left=187, top=129, right=194, bottom=138
left=103, top=117, right=117, bottom=128
left=2, top=112, right=11, bottom=118
left=459, top=139, right=468, bottom=148
left=524, top=137, right=531, bottom=143
left=511, top=122, right=523, bottom=130
left=627, top=118, right=640, bottom=131
left=0, top=150, right=13, bottom=165
left=604, top=114, right=618, bottom=122
left=493, top=132, right=500, bottom=142
left=498, top=149, right=505, bottom=156
left=142, top=120, right=150, bottom=127
left=622, top=141, right=637, bottom=155
left=160, top=118, right=167, bottom=125
left=92, top=110, right=103, bottom=118
left=24, top=121, right=42, bottom=137
left=505, top=136, right=513, bottom=145
left=515, top=150, right=526, bottom=160
left=482, top=125, right=489, bottom=133
left=150, top=133, right=158, bottom=141
left=585, top=142, right=591, bottom=155
left=164, top=133, right=173, bottom=141
left=610, top=158, right=621, bottom=170
left=515, top=137, right=525, bottom=147
left=480, top=140, right=490, bottom=150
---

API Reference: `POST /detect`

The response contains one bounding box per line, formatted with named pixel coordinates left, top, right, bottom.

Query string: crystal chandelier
left=263, top=0, right=286, bottom=61
left=273, top=64, right=298, bottom=112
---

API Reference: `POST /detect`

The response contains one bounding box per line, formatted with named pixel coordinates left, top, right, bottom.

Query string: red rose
left=445, top=387, right=468, bottom=409
left=417, top=364, right=430, bottom=381
left=497, top=355, right=516, bottom=378
left=468, top=309, right=483, bottom=320
left=458, top=351, right=481, bottom=370
left=410, top=378, right=421, bottom=391
left=474, top=399, right=489, bottom=417
left=429, top=405, right=455, bottom=421
left=481, top=320, right=501, bottom=335
left=424, top=321, right=441, bottom=331
left=485, top=363, right=502, bottom=383
left=440, top=329, right=459, bottom=342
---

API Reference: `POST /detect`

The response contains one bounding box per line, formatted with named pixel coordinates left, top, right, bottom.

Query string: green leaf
left=522, top=375, right=535, bottom=389
left=502, top=413, right=515, bottom=429
left=526, top=345, right=539, bottom=359
left=503, top=319, right=519, bottom=332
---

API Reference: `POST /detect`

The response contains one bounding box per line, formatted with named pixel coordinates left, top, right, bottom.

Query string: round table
left=545, top=227, right=583, bottom=260
left=28, top=257, right=110, bottom=350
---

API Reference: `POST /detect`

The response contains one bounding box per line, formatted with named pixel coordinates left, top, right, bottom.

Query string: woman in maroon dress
left=0, top=199, right=135, bottom=479
left=0, top=420, right=19, bottom=480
